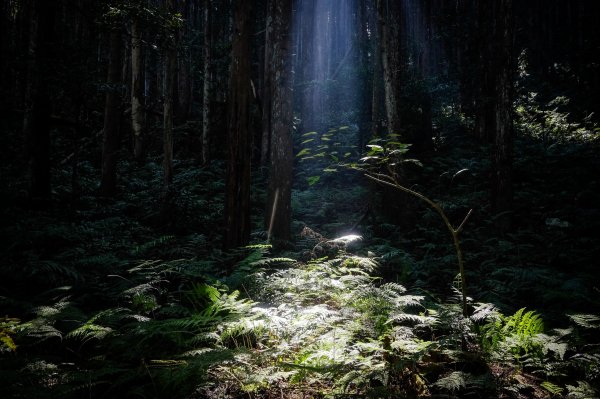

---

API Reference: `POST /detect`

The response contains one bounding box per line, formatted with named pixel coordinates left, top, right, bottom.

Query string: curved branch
left=364, top=172, right=473, bottom=317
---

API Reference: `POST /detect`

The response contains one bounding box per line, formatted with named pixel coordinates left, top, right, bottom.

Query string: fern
left=541, top=380, right=565, bottom=395
left=0, top=317, right=19, bottom=352
left=566, top=381, right=598, bottom=398
left=568, top=314, right=600, bottom=330
left=433, top=371, right=468, bottom=392
left=480, top=308, right=545, bottom=362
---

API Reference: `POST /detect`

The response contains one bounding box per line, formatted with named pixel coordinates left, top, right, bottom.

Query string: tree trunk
left=177, top=0, right=192, bottom=122
left=474, top=2, right=495, bottom=142
left=266, top=0, right=293, bottom=243
left=100, top=29, right=123, bottom=196
left=201, top=0, right=212, bottom=165
left=131, top=15, right=144, bottom=162
left=163, top=44, right=176, bottom=186
left=377, top=0, right=402, bottom=138
left=357, top=0, right=372, bottom=151
left=23, top=0, right=54, bottom=202
left=260, top=0, right=274, bottom=167
left=224, top=0, right=255, bottom=250
left=370, top=0, right=383, bottom=139
left=492, top=0, right=514, bottom=232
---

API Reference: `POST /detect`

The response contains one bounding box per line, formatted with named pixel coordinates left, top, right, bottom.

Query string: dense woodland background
left=1, top=0, right=600, bottom=398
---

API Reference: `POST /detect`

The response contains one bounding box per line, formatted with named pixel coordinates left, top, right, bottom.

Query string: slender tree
left=377, top=0, right=402, bottom=139
left=23, top=0, right=55, bottom=202
left=201, top=0, right=212, bottom=165
left=260, top=0, right=274, bottom=167
left=224, top=0, right=255, bottom=250
left=491, top=0, right=514, bottom=231
left=176, top=0, right=192, bottom=122
left=163, top=0, right=177, bottom=186
left=265, top=0, right=294, bottom=243
left=370, top=0, right=383, bottom=139
left=131, top=10, right=144, bottom=161
left=100, top=28, right=123, bottom=196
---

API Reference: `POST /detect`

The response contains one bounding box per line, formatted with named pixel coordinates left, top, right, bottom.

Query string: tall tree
left=224, top=0, right=255, bottom=250
left=131, top=10, right=144, bottom=161
left=370, top=0, right=383, bottom=139
left=265, top=0, right=294, bottom=243
left=201, top=0, right=212, bottom=165
left=260, top=0, right=274, bottom=167
left=23, top=0, right=55, bottom=201
left=491, top=0, right=514, bottom=231
left=100, top=27, right=123, bottom=196
left=163, top=0, right=178, bottom=186
left=377, top=0, right=402, bottom=139
left=474, top=2, right=496, bottom=142
left=176, top=0, right=192, bottom=122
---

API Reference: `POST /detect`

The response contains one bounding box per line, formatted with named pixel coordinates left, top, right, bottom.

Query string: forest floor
left=1, top=123, right=600, bottom=397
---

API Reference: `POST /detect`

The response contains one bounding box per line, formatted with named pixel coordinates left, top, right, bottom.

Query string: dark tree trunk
left=201, top=0, right=212, bottom=165
left=265, top=0, right=294, bottom=243
left=370, top=0, right=383, bottom=139
left=163, top=35, right=176, bottom=186
left=474, top=2, right=495, bottom=142
left=260, top=0, right=274, bottom=167
left=224, top=0, right=255, bottom=250
left=131, top=15, right=145, bottom=162
left=100, top=29, right=123, bottom=196
left=377, top=0, right=402, bottom=138
left=23, top=0, right=55, bottom=202
left=357, top=0, right=372, bottom=151
left=491, top=0, right=515, bottom=232
left=177, top=0, right=192, bottom=122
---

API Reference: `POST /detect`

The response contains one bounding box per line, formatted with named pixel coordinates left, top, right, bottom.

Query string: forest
left=1, top=0, right=600, bottom=398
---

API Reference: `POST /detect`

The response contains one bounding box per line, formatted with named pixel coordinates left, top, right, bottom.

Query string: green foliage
left=295, top=125, right=360, bottom=188
left=480, top=308, right=545, bottom=361
left=0, top=317, right=19, bottom=352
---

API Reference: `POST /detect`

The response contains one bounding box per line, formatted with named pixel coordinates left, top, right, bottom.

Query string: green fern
left=433, top=371, right=468, bottom=392
left=0, top=317, right=19, bottom=352
left=480, top=307, right=545, bottom=361
left=541, top=380, right=564, bottom=396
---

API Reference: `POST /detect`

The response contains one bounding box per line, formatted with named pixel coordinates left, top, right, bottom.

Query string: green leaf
left=307, top=176, right=321, bottom=186
left=0, top=333, right=16, bottom=351
left=366, top=144, right=384, bottom=153
left=296, top=148, right=311, bottom=157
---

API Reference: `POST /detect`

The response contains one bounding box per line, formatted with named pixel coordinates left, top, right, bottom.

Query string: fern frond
left=471, top=303, right=501, bottom=323
left=567, top=314, right=600, bottom=329
left=433, top=371, right=469, bottom=392
left=541, top=381, right=564, bottom=395
left=66, top=323, right=113, bottom=343
left=565, top=381, right=597, bottom=398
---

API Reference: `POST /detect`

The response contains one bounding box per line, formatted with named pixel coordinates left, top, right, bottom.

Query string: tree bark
left=131, top=15, right=144, bottom=161
left=370, top=0, right=383, bottom=139
left=163, top=42, right=176, bottom=186
left=492, top=0, right=514, bottom=232
left=474, top=2, right=495, bottom=142
left=177, top=0, right=192, bottom=122
left=224, top=0, right=255, bottom=250
left=260, top=0, right=274, bottom=167
left=201, top=0, right=212, bottom=165
left=23, top=0, right=54, bottom=202
left=377, top=0, right=402, bottom=138
left=100, top=29, right=123, bottom=196
left=266, top=0, right=294, bottom=243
